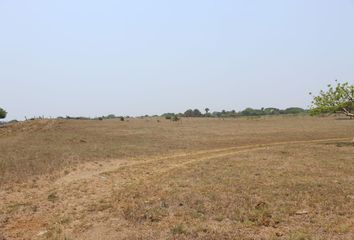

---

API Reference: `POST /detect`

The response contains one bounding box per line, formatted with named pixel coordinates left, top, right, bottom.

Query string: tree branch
left=342, top=108, right=354, bottom=117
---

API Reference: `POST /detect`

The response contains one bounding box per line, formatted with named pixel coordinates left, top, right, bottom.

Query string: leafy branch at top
left=309, top=80, right=354, bottom=118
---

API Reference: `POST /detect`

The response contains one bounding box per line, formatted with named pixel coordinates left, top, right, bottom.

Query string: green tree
left=241, top=108, right=263, bottom=116
left=264, top=108, right=280, bottom=115
left=184, top=109, right=193, bottom=117
left=310, top=81, right=354, bottom=118
left=283, top=107, right=305, bottom=115
left=106, top=114, right=116, bottom=119
left=0, top=108, right=7, bottom=119
left=192, top=109, right=202, bottom=117
left=183, top=109, right=202, bottom=117
left=205, top=108, right=210, bottom=114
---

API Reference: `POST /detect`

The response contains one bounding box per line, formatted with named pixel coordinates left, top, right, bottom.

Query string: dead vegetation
left=0, top=116, right=353, bottom=239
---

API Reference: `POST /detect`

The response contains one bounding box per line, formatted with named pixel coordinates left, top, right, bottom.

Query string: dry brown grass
left=109, top=143, right=353, bottom=239
left=0, top=116, right=353, bottom=239
left=0, top=116, right=352, bottom=184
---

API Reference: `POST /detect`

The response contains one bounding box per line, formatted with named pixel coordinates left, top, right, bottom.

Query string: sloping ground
left=0, top=117, right=353, bottom=239
left=0, top=120, right=57, bottom=137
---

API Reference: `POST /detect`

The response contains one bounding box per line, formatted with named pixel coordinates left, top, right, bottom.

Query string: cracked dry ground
left=0, top=117, right=353, bottom=239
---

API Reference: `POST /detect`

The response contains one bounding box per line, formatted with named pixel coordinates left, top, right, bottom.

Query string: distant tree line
left=0, top=105, right=307, bottom=124
left=162, top=107, right=307, bottom=119
left=59, top=114, right=127, bottom=121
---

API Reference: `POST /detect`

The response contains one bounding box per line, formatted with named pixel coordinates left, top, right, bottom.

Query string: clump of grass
left=171, top=224, right=187, bottom=235
left=48, top=192, right=59, bottom=203
left=289, top=232, right=312, bottom=240
left=122, top=201, right=168, bottom=223
left=87, top=201, right=112, bottom=212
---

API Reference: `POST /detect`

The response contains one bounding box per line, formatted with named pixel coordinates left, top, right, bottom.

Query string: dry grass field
left=0, top=116, right=353, bottom=239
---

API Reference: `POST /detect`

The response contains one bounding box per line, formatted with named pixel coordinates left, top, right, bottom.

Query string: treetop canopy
left=309, top=81, right=354, bottom=117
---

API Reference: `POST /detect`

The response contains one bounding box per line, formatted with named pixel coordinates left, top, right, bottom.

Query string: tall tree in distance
left=184, top=109, right=194, bottom=117
left=310, top=80, right=354, bottom=118
left=192, top=109, right=202, bottom=117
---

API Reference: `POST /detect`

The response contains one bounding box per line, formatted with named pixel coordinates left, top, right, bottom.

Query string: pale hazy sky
left=1, top=0, right=354, bottom=119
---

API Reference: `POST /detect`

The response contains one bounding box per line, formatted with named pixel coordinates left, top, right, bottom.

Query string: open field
left=0, top=116, right=353, bottom=239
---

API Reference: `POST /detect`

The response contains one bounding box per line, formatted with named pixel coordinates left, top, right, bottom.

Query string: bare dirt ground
left=0, top=116, right=353, bottom=239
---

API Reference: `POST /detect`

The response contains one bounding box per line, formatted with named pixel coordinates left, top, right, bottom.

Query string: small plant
left=171, top=224, right=187, bottom=235
left=120, top=117, right=125, bottom=121
left=165, top=115, right=172, bottom=120
left=48, top=192, right=59, bottom=202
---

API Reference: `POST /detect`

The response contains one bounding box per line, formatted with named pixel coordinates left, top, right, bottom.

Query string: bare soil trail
left=58, top=136, right=351, bottom=185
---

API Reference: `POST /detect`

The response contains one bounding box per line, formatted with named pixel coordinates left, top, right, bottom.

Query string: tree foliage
left=183, top=109, right=193, bottom=117
left=0, top=108, right=7, bottom=119
left=183, top=109, right=202, bottom=117
left=310, top=81, right=354, bottom=118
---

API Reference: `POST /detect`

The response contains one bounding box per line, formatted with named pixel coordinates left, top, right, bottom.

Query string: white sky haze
left=1, top=0, right=354, bottom=119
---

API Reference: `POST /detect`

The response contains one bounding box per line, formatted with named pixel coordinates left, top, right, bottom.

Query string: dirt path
left=0, top=137, right=350, bottom=240
left=57, top=137, right=350, bottom=185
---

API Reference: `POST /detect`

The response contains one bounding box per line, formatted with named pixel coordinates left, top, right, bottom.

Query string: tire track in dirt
left=57, top=137, right=350, bottom=185
left=147, top=137, right=352, bottom=175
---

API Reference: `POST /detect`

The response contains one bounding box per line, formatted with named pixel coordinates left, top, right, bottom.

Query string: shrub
left=171, top=224, right=187, bottom=235
left=0, top=108, right=7, bottom=119
left=172, top=116, right=180, bottom=121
